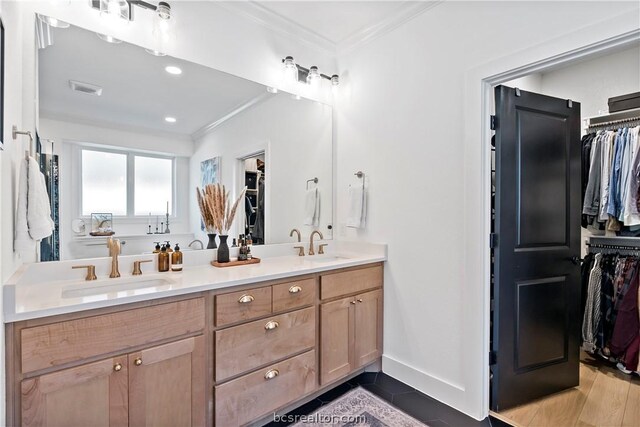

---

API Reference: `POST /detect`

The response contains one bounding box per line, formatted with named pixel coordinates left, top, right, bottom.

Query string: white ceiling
left=257, top=1, right=410, bottom=44
left=39, top=24, right=266, bottom=137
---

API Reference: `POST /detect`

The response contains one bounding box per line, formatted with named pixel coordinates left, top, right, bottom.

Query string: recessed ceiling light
left=165, top=66, right=182, bottom=75
left=165, top=117, right=177, bottom=123
left=96, top=33, right=122, bottom=44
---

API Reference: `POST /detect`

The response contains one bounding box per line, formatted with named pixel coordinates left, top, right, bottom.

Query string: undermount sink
left=304, top=255, right=351, bottom=264
left=62, top=278, right=173, bottom=299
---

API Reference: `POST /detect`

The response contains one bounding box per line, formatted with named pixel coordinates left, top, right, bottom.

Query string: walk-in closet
left=491, top=44, right=640, bottom=426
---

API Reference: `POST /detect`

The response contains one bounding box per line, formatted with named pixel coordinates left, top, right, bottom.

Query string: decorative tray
left=211, top=257, right=261, bottom=268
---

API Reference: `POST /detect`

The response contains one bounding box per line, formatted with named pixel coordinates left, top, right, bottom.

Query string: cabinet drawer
left=215, top=286, right=272, bottom=326
left=216, top=307, right=316, bottom=382
left=21, top=298, right=205, bottom=374
left=215, top=350, right=316, bottom=426
left=272, top=278, right=316, bottom=312
left=320, top=265, right=383, bottom=300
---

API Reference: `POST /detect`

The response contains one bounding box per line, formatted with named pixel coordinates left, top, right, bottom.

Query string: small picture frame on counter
left=90, top=213, right=114, bottom=236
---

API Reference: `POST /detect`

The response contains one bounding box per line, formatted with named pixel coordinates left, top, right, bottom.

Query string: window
left=80, top=148, right=174, bottom=217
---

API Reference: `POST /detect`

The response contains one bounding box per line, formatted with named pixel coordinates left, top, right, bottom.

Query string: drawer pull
left=113, top=363, right=122, bottom=372
left=238, top=294, right=255, bottom=304
left=357, top=298, right=363, bottom=303
left=288, top=285, right=302, bottom=294
left=264, top=320, right=279, bottom=330
left=134, top=357, right=143, bottom=366
left=264, top=369, right=279, bottom=380
left=350, top=300, right=357, bottom=305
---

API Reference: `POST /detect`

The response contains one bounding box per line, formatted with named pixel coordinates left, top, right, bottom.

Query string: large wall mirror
left=36, top=18, right=333, bottom=261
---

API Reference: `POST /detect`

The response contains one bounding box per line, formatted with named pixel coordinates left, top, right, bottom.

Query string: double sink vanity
left=4, top=242, right=387, bottom=426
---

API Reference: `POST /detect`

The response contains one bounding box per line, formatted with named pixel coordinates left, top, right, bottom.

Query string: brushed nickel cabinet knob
left=134, top=358, right=143, bottom=366
left=113, top=363, right=122, bottom=372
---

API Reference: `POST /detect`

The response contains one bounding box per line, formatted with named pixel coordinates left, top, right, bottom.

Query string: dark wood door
left=491, top=85, right=581, bottom=411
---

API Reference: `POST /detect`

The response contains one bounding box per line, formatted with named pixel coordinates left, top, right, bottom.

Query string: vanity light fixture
left=97, top=33, right=123, bottom=44
left=281, top=56, right=339, bottom=87
left=37, top=14, right=70, bottom=29
left=266, top=86, right=278, bottom=94
left=165, top=65, right=182, bottom=75
left=164, top=116, right=177, bottom=123
left=99, top=0, right=130, bottom=21
left=145, top=48, right=167, bottom=57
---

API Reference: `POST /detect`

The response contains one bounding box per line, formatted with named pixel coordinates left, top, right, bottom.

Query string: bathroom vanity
left=4, top=245, right=385, bottom=426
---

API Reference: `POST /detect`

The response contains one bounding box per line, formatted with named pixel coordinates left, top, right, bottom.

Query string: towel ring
left=306, top=177, right=318, bottom=190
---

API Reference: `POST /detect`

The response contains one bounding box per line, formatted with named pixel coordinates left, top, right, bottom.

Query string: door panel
left=320, top=297, right=354, bottom=385
left=128, top=336, right=206, bottom=427
left=21, top=356, right=128, bottom=427
left=354, top=289, right=383, bottom=368
left=492, top=85, right=581, bottom=410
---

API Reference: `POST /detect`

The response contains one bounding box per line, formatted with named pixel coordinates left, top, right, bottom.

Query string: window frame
left=77, top=145, right=176, bottom=219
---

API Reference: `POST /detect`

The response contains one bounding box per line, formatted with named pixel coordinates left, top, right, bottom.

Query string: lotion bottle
left=158, top=246, right=170, bottom=272
left=171, top=244, right=183, bottom=272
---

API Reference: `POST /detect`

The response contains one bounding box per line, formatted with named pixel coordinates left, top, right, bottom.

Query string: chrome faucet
left=106, top=237, right=121, bottom=278
left=188, top=239, right=204, bottom=250
left=289, top=228, right=301, bottom=242
left=309, top=230, right=324, bottom=256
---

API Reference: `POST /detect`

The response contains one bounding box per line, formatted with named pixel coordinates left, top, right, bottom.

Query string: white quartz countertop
left=3, top=241, right=386, bottom=322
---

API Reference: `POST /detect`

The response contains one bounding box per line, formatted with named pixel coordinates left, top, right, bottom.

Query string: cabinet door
left=355, top=289, right=383, bottom=368
left=128, top=336, right=206, bottom=427
left=21, top=356, right=128, bottom=427
left=320, top=297, right=355, bottom=385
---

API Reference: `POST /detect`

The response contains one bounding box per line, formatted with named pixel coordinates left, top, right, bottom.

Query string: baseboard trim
left=382, top=355, right=474, bottom=419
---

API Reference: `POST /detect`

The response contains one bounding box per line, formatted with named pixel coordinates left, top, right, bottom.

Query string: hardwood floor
left=497, top=355, right=640, bottom=427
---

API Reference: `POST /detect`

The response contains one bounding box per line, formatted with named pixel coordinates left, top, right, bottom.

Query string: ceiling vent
left=69, top=80, right=103, bottom=96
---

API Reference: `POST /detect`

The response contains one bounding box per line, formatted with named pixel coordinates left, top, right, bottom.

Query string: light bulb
left=307, top=66, right=321, bottom=85
left=99, top=0, right=129, bottom=20
left=282, top=56, right=298, bottom=83
left=152, top=2, right=175, bottom=54
left=331, top=75, right=339, bottom=86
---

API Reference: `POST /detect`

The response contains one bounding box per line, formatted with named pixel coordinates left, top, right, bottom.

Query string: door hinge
left=515, top=87, right=521, bottom=97
left=490, top=115, right=497, bottom=130
left=490, top=350, right=497, bottom=365
left=567, top=99, right=573, bottom=108
left=489, top=233, right=498, bottom=248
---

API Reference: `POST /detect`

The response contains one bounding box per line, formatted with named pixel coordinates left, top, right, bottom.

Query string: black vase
left=217, top=235, right=230, bottom=263
left=206, top=233, right=217, bottom=249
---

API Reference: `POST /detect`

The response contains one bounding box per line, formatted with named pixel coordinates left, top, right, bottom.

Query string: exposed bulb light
left=156, top=1, right=172, bottom=20
left=283, top=56, right=296, bottom=71
left=165, top=116, right=177, bottom=123
left=152, top=1, right=175, bottom=53
left=331, top=75, right=339, bottom=86
left=145, top=48, right=167, bottom=57
left=165, top=65, right=182, bottom=75
left=266, top=86, right=278, bottom=94
left=307, top=66, right=321, bottom=85
left=38, top=14, right=70, bottom=29
left=99, top=0, right=130, bottom=21
left=96, top=33, right=122, bottom=44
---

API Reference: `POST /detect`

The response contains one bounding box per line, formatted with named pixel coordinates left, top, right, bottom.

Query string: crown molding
left=216, top=1, right=337, bottom=55
left=191, top=92, right=274, bottom=141
left=337, top=1, right=445, bottom=55
left=218, top=1, right=445, bottom=58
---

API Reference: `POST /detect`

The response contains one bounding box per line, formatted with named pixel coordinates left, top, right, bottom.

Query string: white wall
left=190, top=92, right=333, bottom=244
left=39, top=117, right=194, bottom=260
left=335, top=1, right=640, bottom=420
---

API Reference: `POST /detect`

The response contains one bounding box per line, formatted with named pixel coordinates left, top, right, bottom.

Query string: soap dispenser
left=165, top=241, right=173, bottom=253
left=158, top=245, right=170, bottom=272
left=153, top=242, right=161, bottom=253
left=171, top=244, right=183, bottom=272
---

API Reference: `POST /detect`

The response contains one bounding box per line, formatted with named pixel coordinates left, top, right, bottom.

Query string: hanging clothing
left=582, top=253, right=603, bottom=352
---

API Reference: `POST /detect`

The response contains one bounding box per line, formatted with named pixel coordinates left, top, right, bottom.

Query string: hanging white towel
left=14, top=156, right=54, bottom=256
left=14, top=158, right=32, bottom=254
left=346, top=185, right=367, bottom=229
left=28, top=156, right=55, bottom=240
left=303, top=188, right=320, bottom=226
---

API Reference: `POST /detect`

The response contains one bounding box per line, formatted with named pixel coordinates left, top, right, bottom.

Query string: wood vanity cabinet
left=7, top=263, right=384, bottom=427
left=319, top=266, right=383, bottom=386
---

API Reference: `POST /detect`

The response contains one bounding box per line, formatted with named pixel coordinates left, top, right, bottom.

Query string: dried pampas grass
left=196, top=184, right=247, bottom=235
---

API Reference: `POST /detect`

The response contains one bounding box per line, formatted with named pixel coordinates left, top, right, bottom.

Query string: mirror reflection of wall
left=36, top=21, right=333, bottom=261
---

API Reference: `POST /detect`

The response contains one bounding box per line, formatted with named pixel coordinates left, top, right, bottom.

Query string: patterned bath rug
left=291, top=387, right=426, bottom=426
